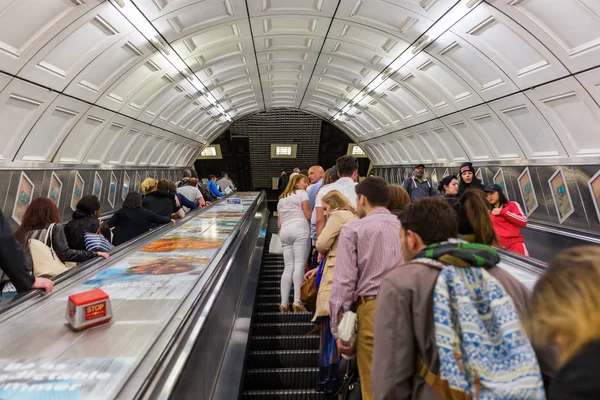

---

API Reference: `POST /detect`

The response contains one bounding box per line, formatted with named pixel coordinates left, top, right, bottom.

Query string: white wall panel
left=452, top=3, right=568, bottom=89
left=416, top=123, right=450, bottom=163
left=525, top=77, right=600, bottom=157
left=0, top=79, right=58, bottom=162
left=106, top=124, right=144, bottom=165
left=16, top=96, right=90, bottom=163
left=53, top=106, right=114, bottom=163
left=84, top=115, right=133, bottom=164
left=121, top=73, right=176, bottom=118
left=576, top=67, right=600, bottom=108
left=145, top=135, right=166, bottom=166
left=395, top=69, right=456, bottom=117
left=396, top=136, right=419, bottom=164
left=442, top=115, right=493, bottom=160
left=489, top=0, right=600, bottom=73
left=140, top=83, right=187, bottom=123
left=126, top=131, right=154, bottom=165
left=247, top=0, right=338, bottom=17
left=489, top=93, right=567, bottom=158
left=0, top=0, right=102, bottom=74
left=18, top=3, right=133, bottom=91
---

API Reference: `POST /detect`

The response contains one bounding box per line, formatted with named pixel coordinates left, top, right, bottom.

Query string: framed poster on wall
left=548, top=167, right=574, bottom=224
left=108, top=172, right=117, bottom=208
left=122, top=172, right=130, bottom=201
left=12, top=172, right=34, bottom=225
left=135, top=172, right=141, bottom=193
left=70, top=172, right=85, bottom=211
left=443, top=168, right=449, bottom=178
left=430, top=169, right=438, bottom=187
left=93, top=172, right=103, bottom=199
left=493, top=168, right=508, bottom=199
left=517, top=167, right=538, bottom=216
left=48, top=172, right=62, bottom=207
left=475, top=168, right=484, bottom=184
left=587, top=169, right=600, bottom=223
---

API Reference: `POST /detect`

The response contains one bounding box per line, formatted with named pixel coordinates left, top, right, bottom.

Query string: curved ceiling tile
left=450, top=2, right=569, bottom=89
left=250, top=15, right=331, bottom=38
left=84, top=114, right=135, bottom=164
left=576, top=67, right=600, bottom=107
left=18, top=2, right=134, bottom=92
left=0, top=0, right=103, bottom=75
left=16, top=95, right=90, bottom=164
left=411, top=122, right=452, bottom=163
left=488, top=0, right=600, bottom=74
left=320, top=39, right=394, bottom=75
left=426, top=30, right=519, bottom=101
left=139, top=80, right=189, bottom=123
left=120, top=70, right=179, bottom=119
left=401, top=127, right=436, bottom=164
left=393, top=66, right=458, bottom=117
left=142, top=0, right=248, bottom=42
left=247, top=0, right=338, bottom=17
left=374, top=79, right=433, bottom=126
left=488, top=92, right=567, bottom=159
left=406, top=52, right=484, bottom=110
left=172, top=21, right=250, bottom=63
left=105, top=121, right=146, bottom=165
left=524, top=76, right=600, bottom=158
left=65, top=31, right=155, bottom=103
left=441, top=113, right=494, bottom=161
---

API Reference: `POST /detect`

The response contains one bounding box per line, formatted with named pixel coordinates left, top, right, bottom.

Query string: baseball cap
left=484, top=184, right=502, bottom=192
left=414, top=163, right=425, bottom=170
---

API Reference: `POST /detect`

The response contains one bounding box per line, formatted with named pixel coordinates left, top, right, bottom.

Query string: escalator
left=242, top=218, right=325, bottom=399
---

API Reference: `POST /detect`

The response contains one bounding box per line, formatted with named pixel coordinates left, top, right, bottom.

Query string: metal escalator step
left=257, top=294, right=288, bottom=303
left=247, top=350, right=319, bottom=369
left=257, top=287, right=280, bottom=295
left=260, top=274, right=283, bottom=280
left=254, top=312, right=312, bottom=324
left=241, top=389, right=326, bottom=399
left=258, top=280, right=281, bottom=288
left=252, top=322, right=314, bottom=336
left=255, top=302, right=286, bottom=313
left=244, top=367, right=320, bottom=390
left=250, top=335, right=319, bottom=351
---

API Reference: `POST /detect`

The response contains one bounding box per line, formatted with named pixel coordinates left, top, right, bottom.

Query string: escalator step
left=247, top=350, right=319, bottom=368
left=244, top=367, right=320, bottom=390
left=260, top=274, right=284, bottom=280
left=250, top=335, right=319, bottom=351
left=241, top=389, right=326, bottom=399
left=254, top=312, right=312, bottom=324
left=252, top=322, right=314, bottom=336
left=257, top=287, right=280, bottom=295
left=257, top=294, right=285, bottom=302
left=255, top=302, right=287, bottom=313
left=259, top=280, right=281, bottom=288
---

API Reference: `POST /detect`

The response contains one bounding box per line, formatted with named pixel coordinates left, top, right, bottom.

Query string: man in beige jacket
left=372, top=198, right=556, bottom=400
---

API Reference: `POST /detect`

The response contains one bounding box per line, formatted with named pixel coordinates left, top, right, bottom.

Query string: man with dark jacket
left=0, top=210, right=53, bottom=294
left=401, top=164, right=435, bottom=201
left=143, top=179, right=184, bottom=218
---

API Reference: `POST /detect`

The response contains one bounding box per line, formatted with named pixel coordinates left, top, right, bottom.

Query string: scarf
left=414, top=240, right=499, bottom=268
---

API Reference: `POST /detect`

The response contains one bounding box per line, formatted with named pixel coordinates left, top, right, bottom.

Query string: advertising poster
left=443, top=168, right=449, bottom=178
left=153, top=171, right=158, bottom=181
left=0, top=357, right=134, bottom=399
left=122, top=172, right=130, bottom=202
left=48, top=172, right=62, bottom=207
left=135, top=172, right=141, bottom=193
left=70, top=173, right=85, bottom=211
left=108, top=172, right=117, bottom=208
left=12, top=172, right=34, bottom=225
left=493, top=168, right=508, bottom=199
left=588, top=169, right=600, bottom=223
left=93, top=172, right=103, bottom=200
left=475, top=168, right=484, bottom=184
left=548, top=167, right=574, bottom=224
left=518, top=167, right=538, bottom=216
left=430, top=169, right=438, bottom=187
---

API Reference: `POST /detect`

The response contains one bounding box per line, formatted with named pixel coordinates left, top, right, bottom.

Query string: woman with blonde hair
left=277, top=174, right=312, bottom=313
left=529, top=246, right=600, bottom=398
left=305, top=189, right=358, bottom=393
left=140, top=178, right=157, bottom=195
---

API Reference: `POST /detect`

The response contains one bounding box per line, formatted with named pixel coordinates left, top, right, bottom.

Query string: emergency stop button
left=66, top=288, right=113, bottom=331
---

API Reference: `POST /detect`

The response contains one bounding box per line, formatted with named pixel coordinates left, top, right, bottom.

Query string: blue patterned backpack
left=413, top=257, right=545, bottom=400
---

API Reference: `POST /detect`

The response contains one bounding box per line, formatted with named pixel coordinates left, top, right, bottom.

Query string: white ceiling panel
left=441, top=114, right=493, bottom=161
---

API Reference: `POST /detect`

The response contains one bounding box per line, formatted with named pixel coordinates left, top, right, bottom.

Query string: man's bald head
left=308, top=166, right=325, bottom=184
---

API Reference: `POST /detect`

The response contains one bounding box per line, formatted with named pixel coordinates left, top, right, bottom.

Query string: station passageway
left=0, top=0, right=599, bottom=398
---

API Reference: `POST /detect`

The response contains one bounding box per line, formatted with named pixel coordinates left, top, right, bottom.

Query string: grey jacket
left=372, top=262, right=557, bottom=400
left=216, top=177, right=235, bottom=192
left=401, top=177, right=435, bottom=201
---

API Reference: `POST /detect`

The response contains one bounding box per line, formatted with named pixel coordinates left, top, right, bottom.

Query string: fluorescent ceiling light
left=351, top=145, right=365, bottom=156
left=275, top=146, right=292, bottom=156
left=201, top=147, right=217, bottom=157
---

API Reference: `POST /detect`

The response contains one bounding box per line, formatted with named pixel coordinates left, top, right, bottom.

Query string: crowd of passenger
left=0, top=169, right=236, bottom=300
left=276, top=156, right=598, bottom=399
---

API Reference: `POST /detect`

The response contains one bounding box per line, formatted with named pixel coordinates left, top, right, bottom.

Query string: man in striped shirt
left=329, top=177, right=403, bottom=400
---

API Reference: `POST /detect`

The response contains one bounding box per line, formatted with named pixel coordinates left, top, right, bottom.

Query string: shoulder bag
left=29, top=223, right=70, bottom=278
left=84, top=222, right=113, bottom=253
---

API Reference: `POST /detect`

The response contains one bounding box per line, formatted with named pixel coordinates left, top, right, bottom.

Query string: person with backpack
left=372, top=198, right=556, bottom=400
left=206, top=175, right=224, bottom=199
left=401, top=164, right=435, bottom=201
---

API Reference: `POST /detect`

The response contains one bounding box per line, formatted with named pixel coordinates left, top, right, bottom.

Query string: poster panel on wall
left=517, top=167, right=538, bottom=216
left=108, top=172, right=117, bottom=208
left=93, top=172, right=102, bottom=200
left=70, top=172, right=85, bottom=211
left=122, top=172, right=130, bottom=201
left=475, top=168, right=484, bottom=184
left=430, top=169, right=438, bottom=187
left=548, top=167, right=574, bottom=224
left=493, top=168, right=508, bottom=199
left=48, top=172, right=62, bottom=208
left=443, top=168, right=449, bottom=178
left=135, top=172, right=141, bottom=193
left=587, top=169, right=600, bottom=223
left=12, top=172, right=34, bottom=225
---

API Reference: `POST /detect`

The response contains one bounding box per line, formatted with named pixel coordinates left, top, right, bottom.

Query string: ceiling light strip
left=108, top=0, right=233, bottom=123
left=331, top=0, right=482, bottom=121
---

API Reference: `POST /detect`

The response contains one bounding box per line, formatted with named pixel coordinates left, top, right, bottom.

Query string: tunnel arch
left=0, top=0, right=599, bottom=169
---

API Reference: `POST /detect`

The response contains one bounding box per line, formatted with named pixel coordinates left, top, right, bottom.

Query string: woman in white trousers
left=277, top=174, right=312, bottom=313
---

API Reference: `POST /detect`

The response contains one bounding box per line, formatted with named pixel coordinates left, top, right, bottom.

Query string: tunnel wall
left=375, top=163, right=600, bottom=235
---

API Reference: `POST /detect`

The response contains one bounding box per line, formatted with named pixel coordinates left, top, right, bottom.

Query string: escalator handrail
left=0, top=194, right=236, bottom=316
left=127, top=191, right=266, bottom=400
left=525, top=222, right=600, bottom=245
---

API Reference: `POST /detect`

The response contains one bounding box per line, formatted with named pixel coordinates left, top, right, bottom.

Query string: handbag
left=29, top=223, right=71, bottom=278
left=269, top=234, right=283, bottom=255
left=300, top=274, right=317, bottom=309
left=84, top=222, right=113, bottom=252
left=331, top=360, right=362, bottom=400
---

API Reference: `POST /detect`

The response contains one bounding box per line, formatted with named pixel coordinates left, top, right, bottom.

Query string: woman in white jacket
left=278, top=174, right=312, bottom=312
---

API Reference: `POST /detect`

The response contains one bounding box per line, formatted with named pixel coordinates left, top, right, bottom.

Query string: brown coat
left=372, top=261, right=557, bottom=400
left=313, top=208, right=358, bottom=320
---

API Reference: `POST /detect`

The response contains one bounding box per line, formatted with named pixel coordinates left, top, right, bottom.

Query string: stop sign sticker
left=66, top=288, right=112, bottom=331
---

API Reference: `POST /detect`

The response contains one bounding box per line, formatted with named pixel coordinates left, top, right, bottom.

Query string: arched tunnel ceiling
left=1, top=0, right=600, bottom=168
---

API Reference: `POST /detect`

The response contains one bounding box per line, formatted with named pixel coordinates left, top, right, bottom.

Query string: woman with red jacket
left=485, top=183, right=529, bottom=255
